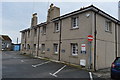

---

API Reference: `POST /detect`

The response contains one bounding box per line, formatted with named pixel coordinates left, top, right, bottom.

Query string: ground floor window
left=41, top=44, right=45, bottom=53
left=54, top=44, right=58, bottom=54
left=27, top=44, right=30, bottom=50
left=22, top=44, right=24, bottom=50
left=34, top=44, right=36, bottom=51
left=71, top=43, right=78, bottom=56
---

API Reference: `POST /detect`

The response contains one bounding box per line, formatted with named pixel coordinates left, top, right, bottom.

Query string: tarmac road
left=2, top=51, right=105, bottom=80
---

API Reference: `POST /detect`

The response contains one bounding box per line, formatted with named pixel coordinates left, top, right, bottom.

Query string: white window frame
left=72, top=17, right=79, bottom=29
left=71, top=43, right=78, bottom=56
left=55, top=22, right=60, bottom=32
left=54, top=44, right=58, bottom=54
left=105, top=21, right=112, bottom=32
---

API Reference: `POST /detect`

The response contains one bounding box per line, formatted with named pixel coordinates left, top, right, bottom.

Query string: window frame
left=41, top=44, right=45, bottom=53
left=71, top=43, right=78, bottom=56
left=105, top=20, right=112, bottom=32
left=27, top=44, right=30, bottom=50
left=71, top=16, right=79, bottom=29
left=53, top=43, right=59, bottom=54
left=34, top=44, right=36, bottom=51
left=54, top=22, right=60, bottom=32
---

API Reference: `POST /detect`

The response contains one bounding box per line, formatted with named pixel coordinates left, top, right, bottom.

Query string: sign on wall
left=81, top=44, right=86, bottom=53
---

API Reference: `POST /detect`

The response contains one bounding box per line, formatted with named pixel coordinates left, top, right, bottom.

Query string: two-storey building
left=20, top=4, right=120, bottom=70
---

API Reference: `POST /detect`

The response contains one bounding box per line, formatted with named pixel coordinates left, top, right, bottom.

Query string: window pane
left=71, top=43, right=78, bottom=55
left=72, top=17, right=78, bottom=28
left=54, top=44, right=58, bottom=53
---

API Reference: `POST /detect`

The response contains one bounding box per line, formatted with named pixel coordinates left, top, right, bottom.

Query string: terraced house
left=20, top=4, right=120, bottom=71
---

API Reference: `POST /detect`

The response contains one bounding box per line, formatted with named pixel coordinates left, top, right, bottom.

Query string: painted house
left=20, top=4, right=120, bottom=70
left=0, top=35, right=12, bottom=51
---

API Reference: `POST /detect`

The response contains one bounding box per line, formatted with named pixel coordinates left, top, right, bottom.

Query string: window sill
left=42, top=33, right=46, bottom=36
left=41, top=52, right=45, bottom=54
left=105, top=30, right=112, bottom=33
left=70, top=27, right=79, bottom=30
left=53, top=31, right=60, bottom=33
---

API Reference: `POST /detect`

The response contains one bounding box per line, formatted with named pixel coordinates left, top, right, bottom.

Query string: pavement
left=93, top=68, right=112, bottom=80
left=1, top=51, right=109, bottom=80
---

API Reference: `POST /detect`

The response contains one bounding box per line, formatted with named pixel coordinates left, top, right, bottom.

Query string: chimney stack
left=31, top=13, right=38, bottom=27
left=118, top=1, right=120, bottom=20
left=47, top=3, right=60, bottom=22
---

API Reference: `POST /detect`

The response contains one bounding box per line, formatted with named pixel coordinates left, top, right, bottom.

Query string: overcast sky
left=0, top=0, right=120, bottom=43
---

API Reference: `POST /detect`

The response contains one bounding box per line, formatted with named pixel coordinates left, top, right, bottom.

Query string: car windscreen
left=115, top=58, right=120, bottom=63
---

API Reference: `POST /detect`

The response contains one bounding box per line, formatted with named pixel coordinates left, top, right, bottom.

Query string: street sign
left=81, top=44, right=86, bottom=54
left=88, top=35, right=93, bottom=41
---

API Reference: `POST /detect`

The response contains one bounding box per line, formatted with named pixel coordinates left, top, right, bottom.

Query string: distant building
left=20, top=4, right=120, bottom=70
left=0, top=35, right=12, bottom=51
left=13, top=44, right=20, bottom=51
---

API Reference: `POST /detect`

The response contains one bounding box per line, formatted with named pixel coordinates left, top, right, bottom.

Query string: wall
left=60, top=11, right=93, bottom=68
left=95, top=14, right=116, bottom=69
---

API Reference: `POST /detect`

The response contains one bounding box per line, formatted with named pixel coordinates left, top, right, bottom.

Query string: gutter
left=94, top=12, right=97, bottom=71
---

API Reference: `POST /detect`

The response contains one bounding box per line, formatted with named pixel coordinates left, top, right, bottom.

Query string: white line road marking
left=32, top=61, right=50, bottom=68
left=21, top=60, right=24, bottom=62
left=49, top=65, right=66, bottom=77
left=49, top=73, right=57, bottom=77
left=89, top=72, right=93, bottom=80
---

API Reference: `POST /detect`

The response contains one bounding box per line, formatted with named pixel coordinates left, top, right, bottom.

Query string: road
left=2, top=51, right=106, bottom=80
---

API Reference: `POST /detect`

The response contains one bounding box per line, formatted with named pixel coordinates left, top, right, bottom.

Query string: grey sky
left=1, top=1, right=119, bottom=43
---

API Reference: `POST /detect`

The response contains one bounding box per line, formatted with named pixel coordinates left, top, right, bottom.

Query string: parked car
left=111, top=57, right=120, bottom=79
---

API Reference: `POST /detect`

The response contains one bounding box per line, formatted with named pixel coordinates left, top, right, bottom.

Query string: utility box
left=80, top=59, right=86, bottom=66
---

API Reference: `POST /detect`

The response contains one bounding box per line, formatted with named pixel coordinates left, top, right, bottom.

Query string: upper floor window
left=72, top=17, right=79, bottom=29
left=28, top=30, right=30, bottom=38
left=71, top=43, right=78, bottom=56
left=34, top=28, right=37, bottom=36
left=42, top=26, right=46, bottom=35
left=105, top=21, right=112, bottom=32
left=54, top=44, right=58, bottom=54
left=54, top=22, right=59, bottom=32
left=22, top=32, right=25, bottom=39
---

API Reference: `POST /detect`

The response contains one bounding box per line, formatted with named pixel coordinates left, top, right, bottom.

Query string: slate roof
left=0, top=35, right=12, bottom=41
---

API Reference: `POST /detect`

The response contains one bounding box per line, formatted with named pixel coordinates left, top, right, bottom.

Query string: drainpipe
left=25, top=31, right=27, bottom=53
left=115, top=23, right=117, bottom=58
left=37, top=26, right=40, bottom=56
left=58, top=18, right=62, bottom=61
left=94, top=12, right=97, bottom=71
